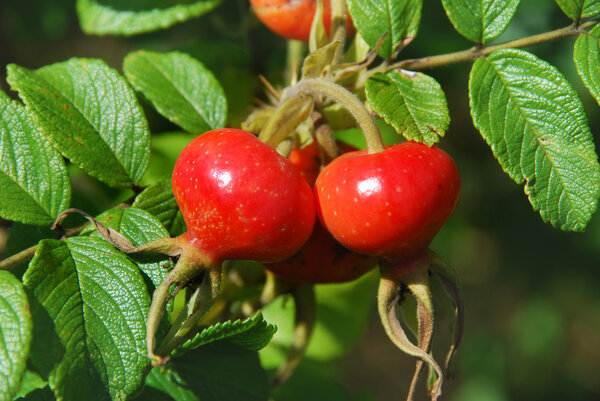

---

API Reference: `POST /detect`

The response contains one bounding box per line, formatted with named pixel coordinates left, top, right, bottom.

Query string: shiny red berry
left=315, top=141, right=460, bottom=263
left=172, top=128, right=316, bottom=264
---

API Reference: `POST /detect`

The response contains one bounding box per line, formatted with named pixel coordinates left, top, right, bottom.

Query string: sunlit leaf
left=0, top=271, right=32, bottom=401
left=77, top=0, right=222, bottom=36
left=23, top=237, right=151, bottom=401
left=346, top=0, right=422, bottom=59
left=0, top=92, right=70, bottom=226
left=442, top=0, right=520, bottom=43
left=124, top=51, right=226, bottom=134
left=574, top=24, right=600, bottom=107
left=7, top=59, right=150, bottom=188
left=366, top=70, right=449, bottom=145
left=469, top=49, right=600, bottom=231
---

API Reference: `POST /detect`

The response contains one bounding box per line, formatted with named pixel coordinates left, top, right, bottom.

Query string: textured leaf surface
left=555, top=0, right=600, bottom=19
left=346, top=0, right=422, bottom=59
left=0, top=92, right=70, bottom=226
left=124, top=51, right=226, bottom=134
left=23, top=237, right=152, bottom=401
left=77, top=0, right=222, bottom=36
left=366, top=70, right=449, bottom=145
left=146, top=341, right=269, bottom=401
left=441, top=0, right=520, bottom=43
left=80, top=207, right=171, bottom=288
left=469, top=49, right=600, bottom=231
left=174, top=312, right=276, bottom=356
left=7, top=59, right=150, bottom=188
left=574, top=24, right=600, bottom=107
left=133, top=180, right=186, bottom=237
left=0, top=271, right=32, bottom=401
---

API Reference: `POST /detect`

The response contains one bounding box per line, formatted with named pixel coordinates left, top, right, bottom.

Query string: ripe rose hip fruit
left=315, top=141, right=460, bottom=262
left=250, top=0, right=354, bottom=41
left=172, top=128, right=316, bottom=264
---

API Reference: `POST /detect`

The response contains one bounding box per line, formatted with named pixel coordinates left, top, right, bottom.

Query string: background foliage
left=1, top=0, right=600, bottom=400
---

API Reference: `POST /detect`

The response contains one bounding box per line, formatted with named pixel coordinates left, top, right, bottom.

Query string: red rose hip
left=172, top=128, right=316, bottom=264
left=315, top=141, right=460, bottom=262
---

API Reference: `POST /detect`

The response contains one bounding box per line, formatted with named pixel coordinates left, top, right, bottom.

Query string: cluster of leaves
left=2, top=0, right=600, bottom=400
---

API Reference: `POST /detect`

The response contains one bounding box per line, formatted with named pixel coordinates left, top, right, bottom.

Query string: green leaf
left=441, top=0, right=520, bottom=43
left=0, top=271, right=32, bottom=401
left=23, top=237, right=152, bottom=401
left=574, top=24, right=600, bottom=107
left=80, top=207, right=171, bottom=288
left=346, top=0, right=422, bottom=60
left=469, top=49, right=600, bottom=231
left=133, top=179, right=186, bottom=237
left=555, top=0, right=600, bottom=19
left=0, top=92, right=70, bottom=226
left=76, top=0, right=222, bottom=36
left=124, top=51, right=227, bottom=134
left=174, top=312, right=276, bottom=356
left=145, top=341, right=269, bottom=401
left=15, top=370, right=47, bottom=399
left=7, top=59, right=150, bottom=189
left=16, top=387, right=55, bottom=401
left=365, top=70, right=450, bottom=145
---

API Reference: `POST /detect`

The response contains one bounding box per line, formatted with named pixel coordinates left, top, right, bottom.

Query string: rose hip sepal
left=315, top=141, right=462, bottom=401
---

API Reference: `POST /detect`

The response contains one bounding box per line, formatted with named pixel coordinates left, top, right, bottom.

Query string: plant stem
left=284, top=78, right=385, bottom=153
left=0, top=245, right=37, bottom=270
left=384, top=20, right=599, bottom=72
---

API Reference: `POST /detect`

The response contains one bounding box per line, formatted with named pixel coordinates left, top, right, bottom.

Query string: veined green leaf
left=174, top=312, right=276, bottom=356
left=555, top=0, right=600, bottom=20
left=0, top=92, right=70, bottom=226
left=441, top=0, right=520, bottom=43
left=77, top=0, right=222, bottom=36
left=80, top=207, right=171, bottom=288
left=0, top=271, right=32, bottom=401
left=574, top=24, right=600, bottom=107
left=145, top=341, right=269, bottom=401
left=7, top=59, right=150, bottom=189
left=124, top=51, right=227, bottom=134
left=366, top=70, right=449, bottom=145
left=346, top=0, right=422, bottom=59
left=133, top=179, right=186, bottom=237
left=23, top=237, right=152, bottom=401
left=469, top=49, right=600, bottom=231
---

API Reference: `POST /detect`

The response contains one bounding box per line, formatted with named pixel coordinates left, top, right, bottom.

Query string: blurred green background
left=1, top=0, right=599, bottom=400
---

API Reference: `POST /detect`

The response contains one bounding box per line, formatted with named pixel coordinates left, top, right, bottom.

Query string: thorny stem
left=379, top=20, right=599, bottom=72
left=284, top=78, right=385, bottom=153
